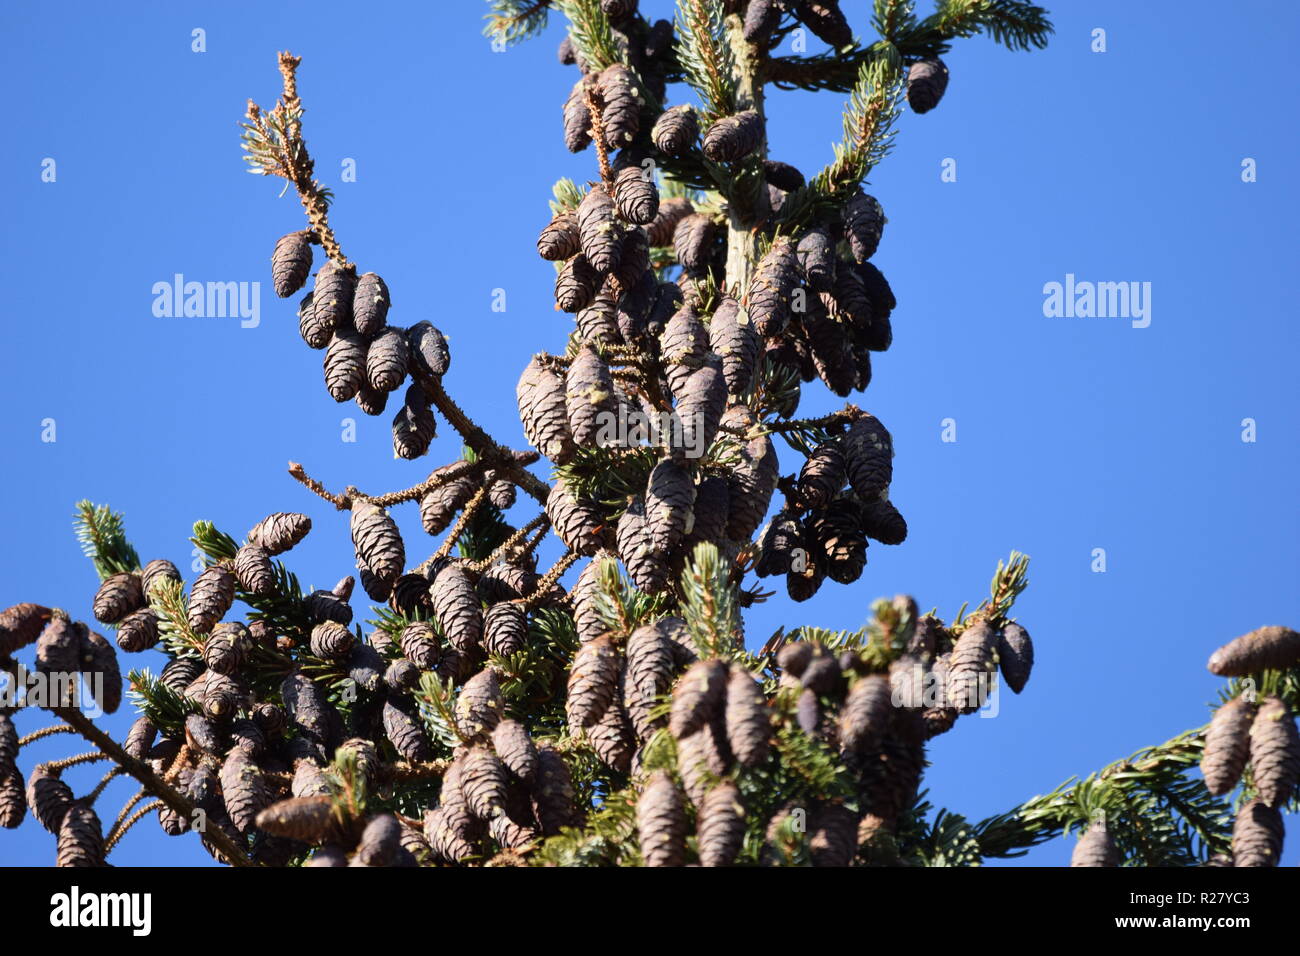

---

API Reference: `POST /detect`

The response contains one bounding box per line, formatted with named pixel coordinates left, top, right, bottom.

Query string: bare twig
left=433, top=486, right=488, bottom=561
left=466, top=512, right=550, bottom=573
left=18, top=724, right=75, bottom=747
left=104, top=800, right=163, bottom=855
left=522, top=550, right=579, bottom=610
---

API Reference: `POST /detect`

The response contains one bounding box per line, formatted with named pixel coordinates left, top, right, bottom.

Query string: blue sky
left=1, top=0, right=1296, bottom=866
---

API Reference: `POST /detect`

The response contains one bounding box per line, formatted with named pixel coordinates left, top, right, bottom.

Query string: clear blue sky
left=1, top=0, right=1296, bottom=867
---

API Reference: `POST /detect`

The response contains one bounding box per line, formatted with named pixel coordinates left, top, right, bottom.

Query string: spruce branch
left=73, top=500, right=140, bottom=580
left=556, top=0, right=621, bottom=72
left=674, top=0, right=738, bottom=120
left=483, top=0, right=554, bottom=46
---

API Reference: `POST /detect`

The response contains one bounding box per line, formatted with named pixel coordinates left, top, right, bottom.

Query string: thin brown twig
left=581, top=81, right=613, bottom=185
left=466, top=513, right=550, bottom=573
left=86, top=767, right=123, bottom=804
left=433, top=486, right=488, bottom=562
left=107, top=787, right=147, bottom=844
left=18, top=724, right=75, bottom=747
left=522, top=550, right=579, bottom=610
left=104, top=801, right=163, bottom=855
left=44, top=751, right=109, bottom=773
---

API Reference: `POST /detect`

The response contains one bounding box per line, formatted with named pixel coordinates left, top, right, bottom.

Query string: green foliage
left=74, top=500, right=140, bottom=580
left=414, top=672, right=463, bottom=750
left=672, top=0, right=736, bottom=119
left=553, top=445, right=659, bottom=511
left=679, top=542, right=740, bottom=659
left=556, top=0, right=619, bottom=72
left=482, top=0, right=553, bottom=47
left=126, top=668, right=198, bottom=737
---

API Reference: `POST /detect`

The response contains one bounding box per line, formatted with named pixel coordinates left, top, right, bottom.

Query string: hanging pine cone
left=569, top=555, right=614, bottom=644
left=806, top=802, right=857, bottom=867
left=483, top=602, right=528, bottom=657
left=645, top=458, right=695, bottom=553
left=256, top=795, right=338, bottom=843
left=204, top=621, right=251, bottom=674
left=350, top=500, right=405, bottom=584
left=797, top=439, right=846, bottom=510
left=384, top=658, right=420, bottom=693
left=487, top=474, right=516, bottom=511
left=563, top=77, right=594, bottom=152
left=532, top=745, right=582, bottom=836
left=674, top=213, right=717, bottom=273
left=1232, top=799, right=1284, bottom=867
left=232, top=543, right=275, bottom=596
left=1202, top=696, right=1256, bottom=795
left=997, top=621, right=1034, bottom=694
left=678, top=717, right=732, bottom=808
left=577, top=187, right=623, bottom=277
left=281, top=669, right=338, bottom=747
left=365, top=326, right=410, bottom=394
left=430, top=563, right=483, bottom=651
left=518, top=356, right=576, bottom=463
left=637, top=771, right=686, bottom=866
left=322, top=328, right=367, bottom=403
left=683, top=474, right=729, bottom=548
left=723, top=406, right=780, bottom=540
left=843, top=192, right=885, bottom=263
left=708, top=296, right=760, bottom=397
left=695, top=781, right=744, bottom=866
left=0, top=603, right=51, bottom=657
left=567, top=634, right=622, bottom=729
left=670, top=659, right=729, bottom=739
left=456, top=668, right=504, bottom=739
left=308, top=621, right=354, bottom=662
left=219, top=748, right=271, bottom=835
left=26, top=766, right=73, bottom=833
left=272, top=231, right=313, bottom=298
left=647, top=196, right=694, bottom=247
left=230, top=717, right=265, bottom=757
left=1250, top=696, right=1300, bottom=807
left=575, top=283, right=621, bottom=348
left=844, top=413, right=893, bottom=498
left=624, top=623, right=675, bottom=737
left=120, top=715, right=157, bottom=761
left=565, top=346, right=618, bottom=448
left=702, top=110, right=764, bottom=163
left=793, top=0, right=853, bottom=49
left=312, top=259, right=356, bottom=334
left=201, top=671, right=247, bottom=719
left=745, top=237, right=799, bottom=337
left=673, top=356, right=727, bottom=459
left=587, top=699, right=636, bottom=773
left=597, top=63, right=643, bottom=149
left=0, top=770, right=25, bottom=829
left=383, top=693, right=434, bottom=762
left=613, top=165, right=659, bottom=225
left=459, top=746, right=509, bottom=821
left=812, top=500, right=866, bottom=585
left=111, top=607, right=159, bottom=654
left=839, top=674, right=892, bottom=755
left=796, top=226, right=836, bottom=293
left=613, top=227, right=651, bottom=290
left=160, top=654, right=203, bottom=694
left=92, top=572, right=143, bottom=625
left=392, top=392, right=438, bottom=460
left=743, top=0, right=781, bottom=42
left=617, top=498, right=670, bottom=594
left=538, top=211, right=582, bottom=261
left=352, top=272, right=390, bottom=336
left=660, top=304, right=708, bottom=397
left=420, top=475, right=475, bottom=535
left=305, top=585, right=353, bottom=625
left=763, top=159, right=805, bottom=192
left=946, top=620, right=997, bottom=714
left=546, top=480, right=607, bottom=557
left=56, top=802, right=103, bottom=868
left=859, top=495, right=907, bottom=545
left=652, top=104, right=699, bottom=157
left=249, top=512, right=311, bottom=555
left=755, top=511, right=804, bottom=577
left=298, top=291, right=329, bottom=349
left=1208, top=625, right=1300, bottom=676
left=408, top=320, right=451, bottom=382
left=906, top=57, right=949, bottom=114
left=187, top=564, right=236, bottom=634
left=492, top=719, right=539, bottom=784
left=725, top=667, right=771, bottom=766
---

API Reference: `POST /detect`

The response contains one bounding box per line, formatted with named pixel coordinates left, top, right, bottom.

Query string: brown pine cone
left=56, top=802, right=104, bottom=868
left=670, top=659, right=729, bottom=739
left=92, top=572, right=143, bottom=625
left=859, top=495, right=907, bottom=545
left=256, top=795, right=338, bottom=843
left=232, top=543, right=275, bottom=596
left=419, top=473, right=476, bottom=535
left=613, top=165, right=659, bottom=225
left=743, top=0, right=781, bottom=42
left=0, top=769, right=25, bottom=829
left=1250, top=696, right=1300, bottom=807
left=597, top=63, right=642, bottom=149
left=570, top=555, right=615, bottom=644
left=26, top=766, right=73, bottom=832
left=518, top=356, right=577, bottom=462
left=673, top=355, right=727, bottom=459
left=624, top=623, right=675, bottom=738
left=997, top=621, right=1034, bottom=694
left=697, top=781, right=745, bottom=866
left=456, top=668, right=504, bottom=739
left=844, top=413, right=893, bottom=499
left=430, top=563, right=483, bottom=651
left=647, top=196, right=695, bottom=247
left=708, top=296, right=760, bottom=397
left=219, top=748, right=271, bottom=835
left=722, top=405, right=780, bottom=540
left=673, top=213, right=717, bottom=273
left=408, top=320, right=451, bottom=384
left=645, top=458, right=695, bottom=553
left=1070, top=821, right=1120, bottom=866
left=684, top=475, right=729, bottom=549
left=186, top=565, right=236, bottom=634
left=745, top=236, right=799, bottom=337
left=492, top=719, right=539, bottom=784
left=702, top=110, right=764, bottom=163
left=281, top=669, right=338, bottom=747
left=797, top=438, right=846, bottom=510
left=577, top=185, right=623, bottom=275
left=365, top=326, right=410, bottom=394
left=725, top=666, right=771, bottom=766
left=323, top=329, right=368, bottom=402
left=563, top=77, right=594, bottom=152
left=309, top=621, right=355, bottom=662
left=793, top=0, right=852, bottom=49
left=1, top=603, right=53, bottom=656
left=483, top=602, right=528, bottom=657
left=567, top=635, right=622, bottom=729
left=796, top=226, right=836, bottom=293
left=546, top=479, right=607, bottom=556
left=946, top=620, right=997, bottom=714
left=586, top=699, right=636, bottom=773
left=271, top=231, right=313, bottom=298
left=906, top=58, right=949, bottom=114
left=652, top=104, right=699, bottom=157
left=382, top=693, right=434, bottom=762
left=843, top=192, right=885, bottom=263
left=121, top=715, right=156, bottom=760
left=204, top=621, right=252, bottom=674
left=812, top=498, right=867, bottom=585
left=305, top=585, right=353, bottom=625
left=839, top=674, right=892, bottom=755
left=612, top=227, right=651, bottom=291
left=352, top=272, right=390, bottom=336
left=538, top=211, right=581, bottom=261
left=312, top=259, right=356, bottom=334
left=350, top=501, right=405, bottom=584
left=637, top=771, right=687, bottom=866
left=1208, top=626, right=1300, bottom=676
left=575, top=283, right=621, bottom=348
left=617, top=497, right=670, bottom=594
left=298, top=291, right=329, bottom=349
left=460, top=746, right=509, bottom=821
left=159, top=654, right=203, bottom=694
left=755, top=511, right=804, bottom=577
left=566, top=346, right=618, bottom=448
left=249, top=512, right=311, bottom=555
left=660, top=304, right=708, bottom=397
left=809, top=802, right=858, bottom=867
left=1232, top=799, right=1284, bottom=867
left=532, top=745, right=582, bottom=836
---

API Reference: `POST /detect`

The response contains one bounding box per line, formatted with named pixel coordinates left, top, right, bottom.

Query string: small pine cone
left=1208, top=625, right=1300, bottom=676
left=857, top=261, right=896, bottom=317
left=456, top=668, right=505, bottom=739
left=577, top=186, right=623, bottom=275
left=563, top=77, right=594, bottom=152
left=808, top=803, right=858, bottom=867
left=824, top=265, right=872, bottom=329
left=566, top=345, right=618, bottom=447
left=745, top=237, right=799, bottom=336
left=723, top=407, right=780, bottom=540
left=797, top=439, right=846, bottom=510
left=423, top=806, right=476, bottom=864
left=693, top=781, right=743, bottom=867
left=347, top=643, right=384, bottom=695
left=256, top=795, right=337, bottom=843
left=538, top=211, right=582, bottom=261
left=702, top=110, right=764, bottom=163
left=763, top=159, right=805, bottom=191
left=812, top=499, right=868, bottom=585
left=674, top=213, right=717, bottom=273
left=115, top=607, right=160, bottom=652
left=1249, top=696, right=1300, bottom=807
left=92, top=572, right=143, bottom=625
left=660, top=304, right=709, bottom=396
left=839, top=674, right=892, bottom=755
left=612, top=227, right=650, bottom=290
left=906, top=57, right=949, bottom=114
left=1069, top=822, right=1120, bottom=866
left=859, top=495, right=907, bottom=545
left=795, top=686, right=821, bottom=734
left=366, top=326, right=410, bottom=393
left=430, top=563, right=483, bottom=651
left=546, top=480, right=607, bottom=556
left=122, top=715, right=157, bottom=760
left=323, top=329, right=367, bottom=402
left=407, top=322, right=451, bottom=388
left=249, top=512, right=311, bottom=555
left=160, top=654, right=203, bottom=694
left=796, top=226, right=836, bottom=293
left=843, top=192, right=885, bottom=263
left=597, top=63, right=643, bottom=149
left=617, top=498, right=670, bottom=594
left=532, top=745, right=582, bottom=836
left=647, top=196, right=694, bottom=247
left=637, top=771, right=687, bottom=866
left=271, top=231, right=313, bottom=298
left=73, top=628, right=121, bottom=714
left=776, top=641, right=814, bottom=678
left=484, top=602, right=528, bottom=657
left=312, top=259, right=356, bottom=334
left=844, top=413, right=894, bottom=499
left=186, top=564, right=236, bottom=634
left=0, top=769, right=24, bottom=829
left=310, top=621, right=355, bottom=662
left=291, top=760, right=332, bottom=798
left=385, top=658, right=421, bottom=693
left=645, top=458, right=695, bottom=553
left=201, top=671, right=247, bottom=719
left=725, top=667, right=771, bottom=766
left=709, top=296, right=760, bottom=397
left=383, top=693, right=434, bottom=762
left=743, top=0, right=781, bottom=42
left=793, top=0, right=853, bottom=49
left=56, top=802, right=104, bottom=868
left=282, top=669, right=338, bottom=746
left=1202, top=696, right=1257, bottom=795
left=420, top=474, right=475, bottom=535
left=1232, top=800, right=1284, bottom=867
left=997, top=622, right=1034, bottom=694
left=27, top=766, right=74, bottom=832
left=219, top=748, right=271, bottom=835
left=567, top=635, right=622, bottom=729
left=492, top=719, right=539, bottom=784
left=351, top=813, right=402, bottom=867
left=0, top=603, right=52, bottom=656
left=352, top=272, right=390, bottom=336
left=575, top=283, right=621, bottom=348
left=586, top=700, right=635, bottom=773
left=624, top=623, right=675, bottom=730
left=350, top=500, right=406, bottom=584
left=652, top=104, right=699, bottom=157
left=570, top=554, right=615, bottom=644
left=204, top=621, right=251, bottom=674
left=489, top=811, right=539, bottom=852
left=393, top=400, right=438, bottom=460
left=518, top=356, right=577, bottom=462
left=670, top=658, right=729, bottom=739
left=230, top=717, right=265, bottom=757
left=946, top=620, right=997, bottom=714
left=298, top=291, right=330, bottom=349
left=487, top=476, right=516, bottom=510
left=232, top=543, right=275, bottom=596
left=305, top=587, right=353, bottom=625
left=673, top=356, right=727, bottom=458
left=613, top=165, right=660, bottom=225
left=684, top=475, right=729, bottom=548
left=399, top=621, right=441, bottom=669
left=755, top=511, right=803, bottom=577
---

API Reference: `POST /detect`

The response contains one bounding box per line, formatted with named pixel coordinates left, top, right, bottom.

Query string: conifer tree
left=2, top=0, right=1296, bottom=869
